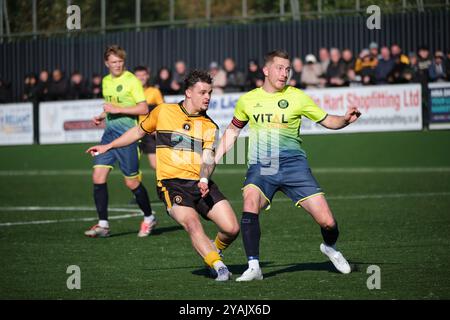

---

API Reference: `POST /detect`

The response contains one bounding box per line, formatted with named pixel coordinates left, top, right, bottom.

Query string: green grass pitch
left=0, top=130, right=449, bottom=299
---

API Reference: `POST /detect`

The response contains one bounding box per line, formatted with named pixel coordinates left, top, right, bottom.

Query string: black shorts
left=139, top=133, right=156, bottom=154
left=157, top=179, right=226, bottom=220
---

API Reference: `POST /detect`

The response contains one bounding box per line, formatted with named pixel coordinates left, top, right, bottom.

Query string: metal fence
left=1, top=0, right=449, bottom=41
left=1, top=10, right=449, bottom=101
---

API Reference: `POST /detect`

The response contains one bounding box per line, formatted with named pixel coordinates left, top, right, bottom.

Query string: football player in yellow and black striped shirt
left=87, top=70, right=239, bottom=281
left=85, top=45, right=156, bottom=238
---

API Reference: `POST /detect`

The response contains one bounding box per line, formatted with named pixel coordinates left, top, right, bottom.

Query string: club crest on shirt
left=116, top=85, right=123, bottom=92
left=174, top=195, right=183, bottom=204
left=278, top=99, right=289, bottom=109
left=183, top=123, right=191, bottom=131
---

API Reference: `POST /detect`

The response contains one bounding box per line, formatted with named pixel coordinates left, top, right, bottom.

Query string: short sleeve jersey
left=233, top=86, right=327, bottom=163
left=140, top=102, right=219, bottom=181
left=102, top=70, right=145, bottom=132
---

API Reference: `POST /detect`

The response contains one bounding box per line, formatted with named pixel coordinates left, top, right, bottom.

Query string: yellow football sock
left=214, top=235, right=230, bottom=251
left=204, top=251, right=221, bottom=268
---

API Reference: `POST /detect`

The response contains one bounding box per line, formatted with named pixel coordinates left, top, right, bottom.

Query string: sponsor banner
left=37, top=84, right=423, bottom=145
left=0, top=103, right=34, bottom=146
left=300, top=83, right=422, bottom=134
left=165, top=84, right=422, bottom=135
left=428, top=82, right=450, bottom=130
left=39, top=100, right=104, bottom=144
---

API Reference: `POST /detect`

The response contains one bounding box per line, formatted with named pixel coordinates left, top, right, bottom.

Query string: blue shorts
left=243, top=156, right=324, bottom=208
left=93, top=128, right=141, bottom=178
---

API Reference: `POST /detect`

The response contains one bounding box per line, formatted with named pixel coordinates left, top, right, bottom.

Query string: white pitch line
left=1, top=167, right=450, bottom=176
left=0, top=213, right=141, bottom=227
left=0, top=191, right=448, bottom=227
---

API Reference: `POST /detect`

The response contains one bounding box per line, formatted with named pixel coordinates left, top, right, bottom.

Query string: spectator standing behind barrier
left=89, top=74, right=103, bottom=99
left=356, top=49, right=376, bottom=85
left=355, top=47, right=378, bottom=75
left=429, top=51, right=447, bottom=82
left=445, top=50, right=450, bottom=81
left=391, top=43, right=410, bottom=65
left=223, top=58, right=245, bottom=93
left=22, top=73, right=39, bottom=103
left=342, top=49, right=355, bottom=75
left=325, top=48, right=346, bottom=87
left=209, top=61, right=227, bottom=95
left=417, top=45, right=433, bottom=129
left=391, top=48, right=412, bottom=84
left=171, top=60, right=187, bottom=94
left=22, top=73, right=40, bottom=143
left=401, top=52, right=420, bottom=83
left=318, top=47, right=330, bottom=76
left=301, top=54, right=323, bottom=88
left=375, top=46, right=395, bottom=84
left=289, top=57, right=304, bottom=89
left=0, top=77, right=12, bottom=103
left=369, top=42, right=380, bottom=61
left=345, top=69, right=362, bottom=87
left=48, top=69, right=68, bottom=100
left=35, top=70, right=50, bottom=102
left=245, top=59, right=264, bottom=90
left=67, top=71, right=89, bottom=100
left=154, top=67, right=174, bottom=96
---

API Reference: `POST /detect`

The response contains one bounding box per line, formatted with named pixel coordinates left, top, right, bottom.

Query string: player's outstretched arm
left=214, top=123, right=242, bottom=164
left=86, top=125, right=146, bottom=156
left=103, top=101, right=148, bottom=116
left=319, top=107, right=361, bottom=130
left=198, top=148, right=216, bottom=197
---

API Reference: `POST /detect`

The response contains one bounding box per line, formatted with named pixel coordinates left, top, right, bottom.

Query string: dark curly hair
left=184, top=69, right=212, bottom=89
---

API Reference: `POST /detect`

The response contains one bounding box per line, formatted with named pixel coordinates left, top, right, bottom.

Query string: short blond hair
left=104, top=45, right=126, bottom=61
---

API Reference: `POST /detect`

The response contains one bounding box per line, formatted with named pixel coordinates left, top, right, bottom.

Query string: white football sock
left=99, top=220, right=109, bottom=228
left=248, top=259, right=260, bottom=270
left=144, top=215, right=155, bottom=224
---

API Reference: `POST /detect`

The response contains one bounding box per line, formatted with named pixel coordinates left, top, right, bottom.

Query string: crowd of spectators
left=0, top=43, right=449, bottom=104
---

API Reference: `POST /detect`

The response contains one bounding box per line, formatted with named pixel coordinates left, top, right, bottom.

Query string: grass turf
left=0, top=130, right=449, bottom=299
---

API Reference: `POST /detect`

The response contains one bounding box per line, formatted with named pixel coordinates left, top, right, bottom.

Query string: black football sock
left=93, top=183, right=108, bottom=221
left=241, top=212, right=261, bottom=260
left=132, top=183, right=153, bottom=217
left=321, top=222, right=339, bottom=246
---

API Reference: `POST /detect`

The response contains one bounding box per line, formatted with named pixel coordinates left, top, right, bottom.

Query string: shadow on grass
left=109, top=225, right=183, bottom=238
left=191, top=260, right=393, bottom=279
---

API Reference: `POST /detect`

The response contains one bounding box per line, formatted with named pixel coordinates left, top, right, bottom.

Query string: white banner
left=166, top=84, right=423, bottom=135
left=0, top=103, right=34, bottom=146
left=301, top=83, right=422, bottom=134
left=37, top=84, right=422, bottom=145
left=39, top=99, right=104, bottom=144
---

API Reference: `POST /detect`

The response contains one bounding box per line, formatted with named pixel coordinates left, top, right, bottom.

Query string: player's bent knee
left=124, top=178, right=140, bottom=190
left=223, top=224, right=240, bottom=239
left=319, top=218, right=336, bottom=230
left=243, top=189, right=266, bottom=213
left=92, top=172, right=108, bottom=184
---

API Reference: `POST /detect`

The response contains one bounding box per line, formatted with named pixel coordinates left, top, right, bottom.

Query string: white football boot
left=236, top=267, right=264, bottom=282
left=320, top=243, right=352, bottom=274
left=84, top=224, right=110, bottom=238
